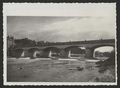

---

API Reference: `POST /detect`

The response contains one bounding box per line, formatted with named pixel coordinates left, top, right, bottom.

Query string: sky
left=6, top=3, right=116, bottom=42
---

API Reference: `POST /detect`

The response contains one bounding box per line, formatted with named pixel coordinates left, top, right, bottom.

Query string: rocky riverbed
left=7, top=58, right=116, bottom=82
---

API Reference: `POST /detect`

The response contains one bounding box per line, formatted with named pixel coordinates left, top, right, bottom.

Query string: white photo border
left=3, top=3, right=117, bottom=86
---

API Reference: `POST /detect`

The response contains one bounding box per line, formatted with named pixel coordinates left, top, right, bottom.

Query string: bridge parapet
left=14, top=39, right=115, bottom=49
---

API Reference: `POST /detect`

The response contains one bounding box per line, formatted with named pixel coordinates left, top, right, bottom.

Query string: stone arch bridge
left=12, top=39, right=115, bottom=59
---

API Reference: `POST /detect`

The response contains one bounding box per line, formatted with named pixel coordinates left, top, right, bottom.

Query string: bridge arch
left=93, top=45, right=114, bottom=60
left=13, top=48, right=24, bottom=58
left=27, top=48, right=40, bottom=58
left=42, top=47, right=61, bottom=58
left=86, top=44, right=115, bottom=59
left=63, top=46, right=86, bottom=58
left=43, top=47, right=61, bottom=51
left=28, top=47, right=39, bottom=51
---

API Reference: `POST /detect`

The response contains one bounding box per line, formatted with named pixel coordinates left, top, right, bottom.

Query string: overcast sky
left=6, top=3, right=116, bottom=42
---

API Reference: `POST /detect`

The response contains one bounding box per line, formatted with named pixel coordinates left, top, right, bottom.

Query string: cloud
left=7, top=16, right=116, bottom=42
left=32, top=17, right=115, bottom=42
left=6, top=3, right=116, bottom=42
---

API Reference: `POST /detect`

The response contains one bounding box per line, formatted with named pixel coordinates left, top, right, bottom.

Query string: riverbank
left=7, top=58, right=115, bottom=82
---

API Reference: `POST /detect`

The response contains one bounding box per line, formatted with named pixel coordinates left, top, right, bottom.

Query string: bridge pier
left=20, top=50, right=30, bottom=58
left=33, top=50, right=40, bottom=58
left=28, top=49, right=43, bottom=59
left=21, top=51, right=25, bottom=57
left=12, top=49, right=29, bottom=58
left=68, top=50, right=71, bottom=58
left=85, top=48, right=94, bottom=59
left=59, top=49, right=68, bottom=58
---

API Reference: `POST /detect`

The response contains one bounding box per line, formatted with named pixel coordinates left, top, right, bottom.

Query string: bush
left=94, top=75, right=115, bottom=82
left=96, top=51, right=115, bottom=67
left=96, top=50, right=115, bottom=75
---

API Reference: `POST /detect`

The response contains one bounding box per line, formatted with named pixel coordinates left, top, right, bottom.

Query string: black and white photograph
left=3, top=3, right=117, bottom=85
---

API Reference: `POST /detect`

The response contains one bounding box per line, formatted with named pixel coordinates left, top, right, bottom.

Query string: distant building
left=7, top=36, right=16, bottom=57
left=7, top=36, right=15, bottom=49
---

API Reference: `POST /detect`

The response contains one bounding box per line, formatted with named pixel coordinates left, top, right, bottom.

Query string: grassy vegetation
left=95, top=51, right=115, bottom=82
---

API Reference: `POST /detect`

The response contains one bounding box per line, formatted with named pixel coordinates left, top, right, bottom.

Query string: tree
left=15, top=38, right=37, bottom=48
